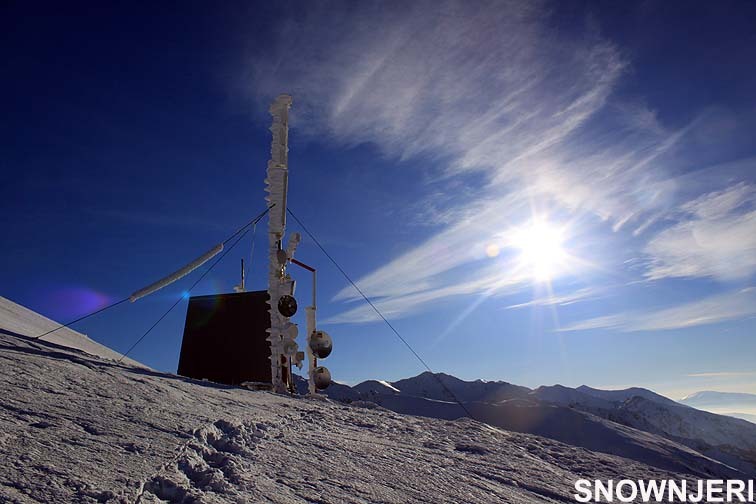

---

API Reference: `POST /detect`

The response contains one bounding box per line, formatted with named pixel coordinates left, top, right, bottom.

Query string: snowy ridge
left=728, top=413, right=756, bottom=424
left=352, top=380, right=401, bottom=396
left=390, top=371, right=531, bottom=403
left=576, top=385, right=681, bottom=407
left=0, top=332, right=697, bottom=503
left=377, top=380, right=401, bottom=393
left=0, top=297, right=143, bottom=368
left=531, top=385, right=615, bottom=410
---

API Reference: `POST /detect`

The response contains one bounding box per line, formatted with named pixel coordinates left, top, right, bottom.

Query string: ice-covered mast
left=265, top=94, right=296, bottom=393
left=264, top=94, right=333, bottom=395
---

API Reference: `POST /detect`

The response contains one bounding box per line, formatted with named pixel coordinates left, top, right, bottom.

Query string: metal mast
left=265, top=94, right=295, bottom=393
left=263, top=94, right=332, bottom=395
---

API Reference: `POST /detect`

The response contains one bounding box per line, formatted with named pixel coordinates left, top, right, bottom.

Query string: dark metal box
left=177, top=290, right=271, bottom=385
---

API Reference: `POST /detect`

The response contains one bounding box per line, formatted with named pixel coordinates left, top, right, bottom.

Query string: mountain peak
left=576, top=385, right=677, bottom=406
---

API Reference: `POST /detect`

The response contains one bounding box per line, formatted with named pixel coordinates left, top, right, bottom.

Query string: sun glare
left=511, top=219, right=567, bottom=282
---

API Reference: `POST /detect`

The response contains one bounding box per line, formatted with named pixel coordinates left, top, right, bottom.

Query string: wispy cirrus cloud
left=505, top=286, right=605, bottom=310
left=686, top=371, right=756, bottom=378
left=559, top=287, right=756, bottom=333
left=322, top=259, right=530, bottom=324
left=643, top=182, right=756, bottom=281
left=247, top=1, right=709, bottom=323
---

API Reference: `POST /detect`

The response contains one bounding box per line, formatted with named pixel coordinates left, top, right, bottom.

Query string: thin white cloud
left=559, top=287, right=756, bottom=332
left=643, top=183, right=756, bottom=281
left=687, top=371, right=756, bottom=378
left=682, top=182, right=754, bottom=220
left=323, top=261, right=530, bottom=324
left=331, top=193, right=528, bottom=302
left=505, top=286, right=603, bottom=309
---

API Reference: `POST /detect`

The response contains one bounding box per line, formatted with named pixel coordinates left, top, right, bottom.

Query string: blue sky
left=2, top=1, right=755, bottom=398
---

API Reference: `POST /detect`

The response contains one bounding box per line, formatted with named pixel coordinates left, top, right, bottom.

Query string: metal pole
left=290, top=257, right=318, bottom=395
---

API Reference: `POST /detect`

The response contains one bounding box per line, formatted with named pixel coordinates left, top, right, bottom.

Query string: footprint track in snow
left=137, top=419, right=269, bottom=503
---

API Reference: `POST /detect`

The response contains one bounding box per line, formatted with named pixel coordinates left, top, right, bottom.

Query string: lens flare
left=485, top=243, right=501, bottom=258
left=42, top=287, right=112, bottom=320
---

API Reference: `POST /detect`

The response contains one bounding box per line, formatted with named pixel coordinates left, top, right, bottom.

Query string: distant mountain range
left=299, top=372, right=756, bottom=478
left=680, top=390, right=756, bottom=424
left=681, top=391, right=756, bottom=407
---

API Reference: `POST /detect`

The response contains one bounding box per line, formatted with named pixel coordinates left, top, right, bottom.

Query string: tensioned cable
left=32, top=206, right=273, bottom=342
left=32, top=298, right=131, bottom=340
left=221, top=208, right=271, bottom=247
left=116, top=206, right=272, bottom=363
left=286, top=207, right=476, bottom=421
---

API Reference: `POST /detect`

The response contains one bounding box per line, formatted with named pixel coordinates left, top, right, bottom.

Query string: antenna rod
left=289, top=257, right=317, bottom=394
left=240, top=258, right=245, bottom=292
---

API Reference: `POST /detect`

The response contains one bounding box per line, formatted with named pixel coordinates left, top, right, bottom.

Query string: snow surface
left=0, top=297, right=143, bottom=368
left=0, top=331, right=700, bottom=503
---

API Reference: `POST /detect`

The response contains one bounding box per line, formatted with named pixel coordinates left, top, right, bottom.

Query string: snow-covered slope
left=620, top=396, right=756, bottom=449
left=525, top=384, right=756, bottom=476
left=0, top=296, right=143, bottom=368
left=531, top=385, right=616, bottom=411
left=352, top=379, right=401, bottom=396
left=535, top=385, right=756, bottom=457
left=350, top=389, right=737, bottom=478
left=333, top=373, right=756, bottom=478
left=615, top=396, right=756, bottom=474
left=729, top=413, right=756, bottom=424
left=0, top=332, right=696, bottom=503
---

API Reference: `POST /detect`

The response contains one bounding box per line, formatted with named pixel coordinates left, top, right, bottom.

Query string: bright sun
left=511, top=219, right=567, bottom=282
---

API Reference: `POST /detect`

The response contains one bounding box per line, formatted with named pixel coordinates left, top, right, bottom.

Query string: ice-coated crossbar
left=129, top=243, right=224, bottom=302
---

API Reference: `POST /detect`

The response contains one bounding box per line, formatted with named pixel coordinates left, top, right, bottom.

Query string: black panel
left=177, top=291, right=271, bottom=385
